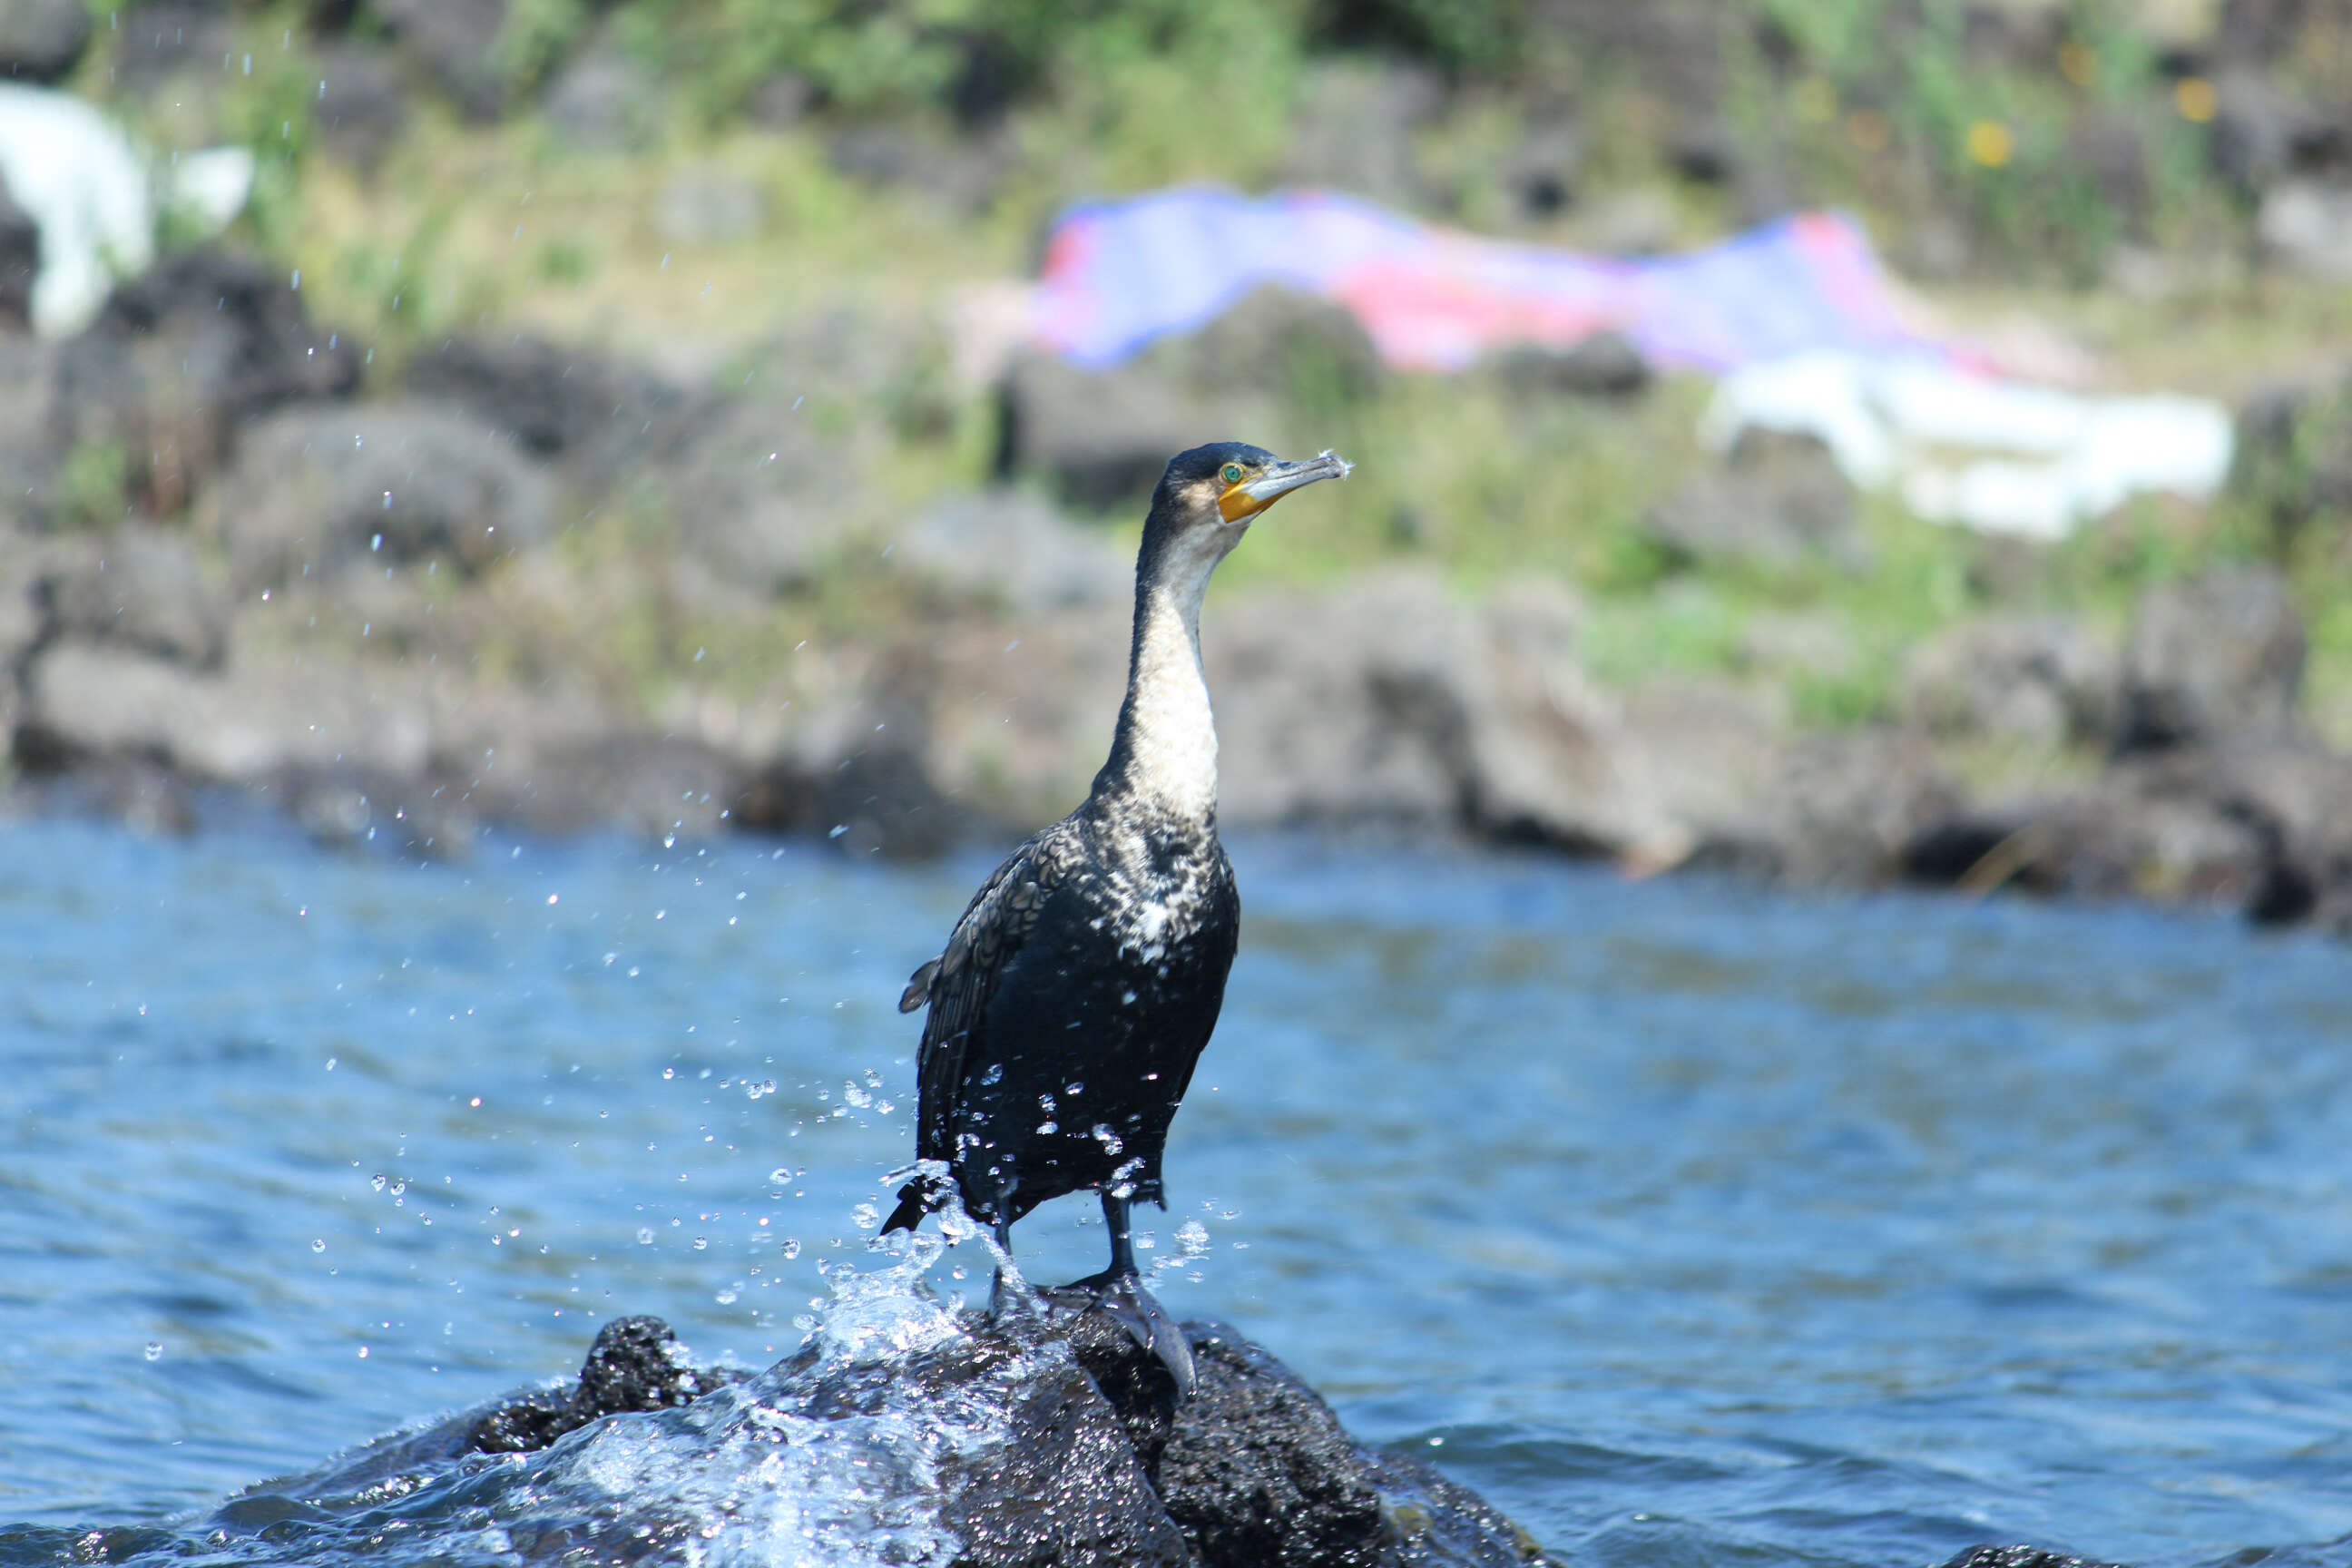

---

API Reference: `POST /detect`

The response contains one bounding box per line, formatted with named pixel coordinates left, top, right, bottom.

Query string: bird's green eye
left=1220, top=464, right=1243, bottom=485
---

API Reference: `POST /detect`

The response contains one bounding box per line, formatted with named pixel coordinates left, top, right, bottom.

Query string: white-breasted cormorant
left=884, top=442, right=1351, bottom=1394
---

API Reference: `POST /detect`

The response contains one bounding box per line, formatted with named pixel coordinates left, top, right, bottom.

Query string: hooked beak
left=1219, top=449, right=1353, bottom=523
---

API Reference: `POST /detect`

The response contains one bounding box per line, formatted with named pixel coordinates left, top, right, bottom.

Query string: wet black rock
left=53, top=249, right=360, bottom=517
left=468, top=1312, right=1562, bottom=1568
left=485, top=731, right=745, bottom=841
left=1941, top=1547, right=2129, bottom=1568
left=2114, top=565, right=2306, bottom=753
left=470, top=1316, right=743, bottom=1455
left=0, top=0, right=92, bottom=82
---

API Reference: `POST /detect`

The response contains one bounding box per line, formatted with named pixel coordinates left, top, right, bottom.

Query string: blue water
left=5, top=815, right=2351, bottom=1566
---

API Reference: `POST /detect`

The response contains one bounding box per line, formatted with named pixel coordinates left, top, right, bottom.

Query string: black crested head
left=1137, top=443, right=1352, bottom=591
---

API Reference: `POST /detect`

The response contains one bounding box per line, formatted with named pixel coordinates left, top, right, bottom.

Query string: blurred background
left=1, top=0, right=2350, bottom=915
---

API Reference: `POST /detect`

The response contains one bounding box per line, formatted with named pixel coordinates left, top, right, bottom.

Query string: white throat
left=1110, top=528, right=1234, bottom=822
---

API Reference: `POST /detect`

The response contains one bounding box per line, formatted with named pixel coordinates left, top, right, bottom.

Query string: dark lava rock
left=207, top=401, right=554, bottom=591
left=735, top=745, right=971, bottom=861
left=1941, top=1548, right=2129, bottom=1568
left=1646, top=428, right=1866, bottom=573
left=1899, top=614, right=2117, bottom=750
left=401, top=332, right=709, bottom=478
left=541, top=33, right=665, bottom=152
left=104, top=0, right=229, bottom=93
left=2114, top=565, right=2305, bottom=753
left=466, top=1311, right=1560, bottom=1568
left=371, top=0, right=513, bottom=122
left=312, top=44, right=412, bottom=173
left=1280, top=58, right=1446, bottom=212
left=36, top=524, right=229, bottom=668
left=0, top=0, right=92, bottom=82
left=469, top=1316, right=741, bottom=1455
left=995, top=349, right=1229, bottom=513
left=1485, top=331, right=1650, bottom=397
left=1152, top=281, right=1386, bottom=405
left=484, top=731, right=745, bottom=841
left=0, top=167, right=37, bottom=329
left=52, top=250, right=360, bottom=517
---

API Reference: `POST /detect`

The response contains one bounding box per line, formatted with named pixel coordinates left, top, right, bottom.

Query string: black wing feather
left=900, top=820, right=1081, bottom=1167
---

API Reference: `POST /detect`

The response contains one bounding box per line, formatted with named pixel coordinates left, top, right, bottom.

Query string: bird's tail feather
left=879, top=1181, right=932, bottom=1236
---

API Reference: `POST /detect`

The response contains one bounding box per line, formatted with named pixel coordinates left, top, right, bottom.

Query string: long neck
left=1095, top=547, right=1221, bottom=824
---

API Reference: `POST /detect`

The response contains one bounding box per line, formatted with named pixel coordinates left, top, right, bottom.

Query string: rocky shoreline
left=3, top=249, right=2347, bottom=939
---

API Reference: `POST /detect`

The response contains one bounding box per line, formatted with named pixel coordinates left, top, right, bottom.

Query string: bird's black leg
left=1041, top=1190, right=1196, bottom=1397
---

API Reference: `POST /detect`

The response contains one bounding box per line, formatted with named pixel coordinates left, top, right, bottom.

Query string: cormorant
left=884, top=442, right=1352, bottom=1394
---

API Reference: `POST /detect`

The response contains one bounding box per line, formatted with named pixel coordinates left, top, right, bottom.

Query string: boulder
left=478, top=731, right=746, bottom=840
left=827, top=121, right=1013, bottom=215
left=52, top=249, right=360, bottom=516
left=654, top=165, right=765, bottom=244
left=312, top=45, right=412, bottom=173
left=1280, top=59, right=1446, bottom=212
left=1900, top=614, right=2117, bottom=750
left=541, top=34, right=664, bottom=152
left=15, top=640, right=433, bottom=784
left=400, top=332, right=709, bottom=478
left=36, top=524, right=229, bottom=667
left=1208, top=567, right=1481, bottom=828
left=440, top=1310, right=1562, bottom=1568
left=1148, top=282, right=1385, bottom=405
left=995, top=349, right=1241, bottom=513
left=370, top=0, right=512, bottom=122
left=1645, top=429, right=1866, bottom=573
left=1941, top=1547, right=2127, bottom=1568
left=1498, top=115, right=1581, bottom=227
left=2258, top=179, right=2352, bottom=279
left=737, top=744, right=973, bottom=860
left=2114, top=565, right=2305, bottom=751
left=0, top=0, right=92, bottom=83
left=104, top=0, right=230, bottom=93
left=657, top=389, right=878, bottom=591
left=897, top=488, right=1133, bottom=612
left=207, top=401, right=555, bottom=591
left=1485, top=331, right=1650, bottom=397
left=2208, top=69, right=2346, bottom=197
left=0, top=167, right=36, bottom=327
left=1734, top=727, right=1962, bottom=886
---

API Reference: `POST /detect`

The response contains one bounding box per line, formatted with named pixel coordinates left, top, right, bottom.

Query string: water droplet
left=1035, top=1120, right=1058, bottom=1134
left=692, top=1237, right=708, bottom=1250
left=311, top=1239, right=326, bottom=1252
left=144, top=1342, right=162, bottom=1361
left=637, top=1228, right=655, bottom=1245
left=370, top=532, right=382, bottom=552
left=370, top=1173, right=387, bottom=1192
left=715, top=1288, right=738, bottom=1305
left=851, top=1202, right=879, bottom=1230
left=780, top=1238, right=801, bottom=1259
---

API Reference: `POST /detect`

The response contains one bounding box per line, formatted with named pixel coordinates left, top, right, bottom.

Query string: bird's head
left=1141, top=442, right=1352, bottom=589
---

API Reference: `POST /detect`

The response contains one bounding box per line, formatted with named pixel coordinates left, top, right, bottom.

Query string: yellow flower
left=1965, top=120, right=2013, bottom=168
left=2175, top=77, right=2217, bottom=122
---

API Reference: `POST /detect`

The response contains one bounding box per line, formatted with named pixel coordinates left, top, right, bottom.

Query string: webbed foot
left=1040, top=1269, right=1196, bottom=1398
